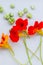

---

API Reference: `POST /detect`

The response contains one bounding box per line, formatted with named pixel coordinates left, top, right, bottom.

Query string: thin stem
left=25, top=48, right=40, bottom=65
left=30, top=37, right=42, bottom=60
left=8, top=44, right=26, bottom=65
left=8, top=43, right=14, bottom=56
left=23, top=38, right=32, bottom=65
left=40, top=36, right=43, bottom=65
left=13, top=57, right=25, bottom=65
left=9, top=49, right=26, bottom=65
left=28, top=48, right=40, bottom=61
left=25, top=37, right=43, bottom=65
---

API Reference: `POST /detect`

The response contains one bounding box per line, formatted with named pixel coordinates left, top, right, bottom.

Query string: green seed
left=4, top=14, right=10, bottom=20
left=23, top=8, right=28, bottom=13
left=0, top=6, right=4, bottom=13
left=9, top=13, right=14, bottom=17
left=18, top=11, right=24, bottom=17
left=8, top=17, right=15, bottom=24
left=11, top=17, right=15, bottom=21
left=30, top=5, right=35, bottom=10
left=26, top=13, right=32, bottom=18
left=10, top=4, right=15, bottom=9
left=0, top=9, right=3, bottom=13
left=8, top=19, right=14, bottom=24
left=6, top=16, right=10, bottom=20
left=4, top=12, right=15, bottom=24
left=12, top=17, right=14, bottom=19
left=8, top=19, right=12, bottom=22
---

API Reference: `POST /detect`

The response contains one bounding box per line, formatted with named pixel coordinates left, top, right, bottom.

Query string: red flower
left=38, top=21, right=43, bottom=30
left=34, top=21, right=39, bottom=28
left=28, top=21, right=43, bottom=35
left=16, top=18, right=28, bottom=31
left=28, top=26, right=36, bottom=35
left=9, top=26, right=19, bottom=42
left=34, top=21, right=43, bottom=30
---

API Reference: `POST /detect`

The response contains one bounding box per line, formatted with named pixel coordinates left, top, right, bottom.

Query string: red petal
left=16, top=18, right=23, bottom=26
left=28, top=26, right=36, bottom=35
left=38, top=22, right=43, bottom=30
left=34, top=21, right=39, bottom=28
left=10, top=33, right=19, bottom=42
left=16, top=18, right=28, bottom=31
left=24, top=19, right=28, bottom=26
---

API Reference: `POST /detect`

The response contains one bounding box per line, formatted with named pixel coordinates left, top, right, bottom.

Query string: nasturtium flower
left=34, top=21, right=43, bottom=30
left=16, top=18, right=28, bottom=31
left=34, top=21, right=39, bottom=28
left=9, top=26, right=19, bottom=42
left=0, top=33, right=14, bottom=56
left=28, top=26, right=37, bottom=35
left=28, top=21, right=43, bottom=35
left=38, top=22, right=43, bottom=30
left=0, top=33, right=8, bottom=48
left=0, top=33, right=10, bottom=48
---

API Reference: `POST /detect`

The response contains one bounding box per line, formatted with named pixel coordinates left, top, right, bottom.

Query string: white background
left=0, top=0, right=43, bottom=65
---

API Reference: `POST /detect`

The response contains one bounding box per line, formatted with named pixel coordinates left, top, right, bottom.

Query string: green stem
left=25, top=47, right=40, bottom=65
left=25, top=37, right=43, bottom=65
left=40, top=36, right=43, bottom=65
left=31, top=42, right=40, bottom=58
left=23, top=38, right=32, bottom=65
left=9, top=49, right=26, bottom=65
left=28, top=48, right=40, bottom=61
left=13, top=57, right=25, bottom=65
left=8, top=44, right=25, bottom=65
left=7, top=43, right=14, bottom=56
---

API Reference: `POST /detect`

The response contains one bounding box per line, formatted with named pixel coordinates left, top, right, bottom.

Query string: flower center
left=21, top=23, right=24, bottom=27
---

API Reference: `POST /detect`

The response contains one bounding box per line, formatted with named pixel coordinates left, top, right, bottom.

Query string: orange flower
left=0, top=33, right=14, bottom=55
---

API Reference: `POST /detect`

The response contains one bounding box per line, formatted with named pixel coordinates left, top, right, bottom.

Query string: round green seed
left=11, top=17, right=15, bottom=21
left=4, top=14, right=10, bottom=20
left=23, top=8, right=28, bottom=13
left=30, top=5, right=35, bottom=10
left=8, top=19, right=12, bottom=22
left=4, top=12, right=15, bottom=24
left=18, top=11, right=24, bottom=17
left=0, top=6, right=4, bottom=13
left=26, top=13, right=32, bottom=18
left=8, top=19, right=14, bottom=24
left=11, top=18, right=14, bottom=21
left=8, top=17, right=15, bottom=24
left=10, top=4, right=15, bottom=9
left=0, top=9, right=3, bottom=13
left=9, top=13, right=14, bottom=17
